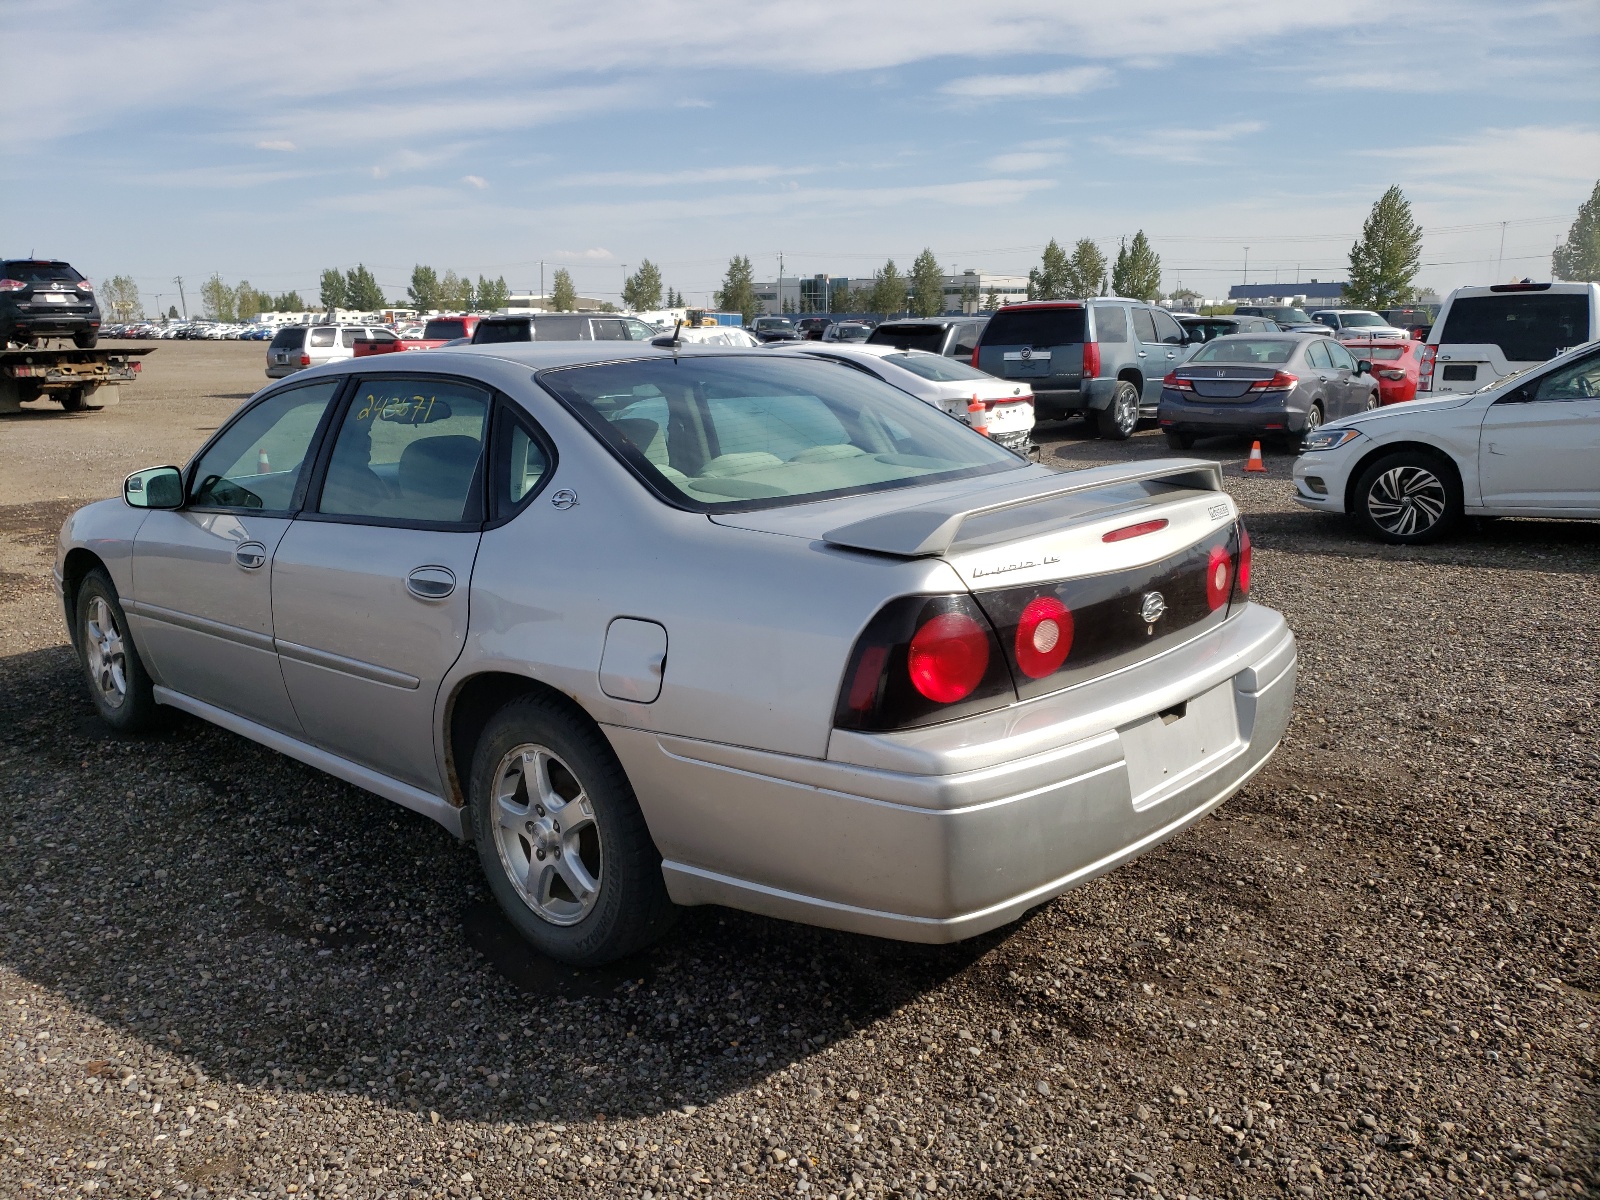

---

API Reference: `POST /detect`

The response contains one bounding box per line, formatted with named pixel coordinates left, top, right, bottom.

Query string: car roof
left=1442, top=281, right=1597, bottom=297
left=791, top=342, right=918, bottom=361
left=1204, top=332, right=1304, bottom=342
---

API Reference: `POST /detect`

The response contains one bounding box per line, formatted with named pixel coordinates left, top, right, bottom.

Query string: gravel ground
left=0, top=343, right=1594, bottom=1200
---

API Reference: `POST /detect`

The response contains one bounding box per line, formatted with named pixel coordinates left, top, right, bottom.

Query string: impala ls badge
left=1140, top=591, right=1167, bottom=628
left=551, top=489, right=578, bottom=510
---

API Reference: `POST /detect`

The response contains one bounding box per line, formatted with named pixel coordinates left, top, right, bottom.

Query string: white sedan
left=1292, top=339, right=1600, bottom=542
left=780, top=341, right=1036, bottom=456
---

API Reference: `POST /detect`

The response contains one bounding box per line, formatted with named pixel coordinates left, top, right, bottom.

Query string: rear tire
left=1351, top=449, right=1462, bottom=544
left=470, top=693, right=676, bottom=965
left=1094, top=380, right=1140, bottom=441
left=60, top=387, right=87, bottom=412
left=75, top=569, right=161, bottom=733
left=73, top=330, right=98, bottom=349
left=1163, top=430, right=1196, bottom=450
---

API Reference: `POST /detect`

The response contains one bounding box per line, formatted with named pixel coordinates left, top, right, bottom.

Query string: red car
left=354, top=314, right=482, bottom=357
left=1354, top=338, right=1420, bottom=404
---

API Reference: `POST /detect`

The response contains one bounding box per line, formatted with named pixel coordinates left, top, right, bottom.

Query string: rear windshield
left=982, top=307, right=1086, bottom=347
left=474, top=320, right=532, bottom=344
left=1190, top=339, right=1296, bottom=364
left=269, top=327, right=307, bottom=350
left=867, top=324, right=946, bottom=353
left=1368, top=346, right=1407, bottom=361
left=1437, top=293, right=1590, bottom=362
left=882, top=353, right=992, bottom=382
left=3, top=261, right=83, bottom=283
left=537, top=356, right=1020, bottom=513
left=424, top=318, right=468, bottom=340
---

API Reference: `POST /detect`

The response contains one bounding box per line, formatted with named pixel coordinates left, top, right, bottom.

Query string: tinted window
left=1132, top=308, right=1158, bottom=343
left=3, top=261, right=82, bottom=283
left=882, top=353, right=993, bottom=382
left=1191, top=339, right=1296, bottom=365
left=532, top=316, right=590, bottom=341
left=1325, top=341, right=1357, bottom=370
left=189, top=381, right=338, bottom=512
left=951, top=324, right=982, bottom=357
left=474, top=320, right=532, bottom=344
left=1094, top=306, right=1129, bottom=344
left=1152, top=309, right=1185, bottom=344
left=539, top=356, right=1019, bottom=512
left=867, top=324, right=947, bottom=353
left=1306, top=340, right=1332, bottom=369
left=424, top=318, right=469, bottom=341
left=981, top=307, right=1085, bottom=347
left=1438, top=293, right=1590, bottom=362
left=318, top=380, right=490, bottom=524
left=308, top=328, right=335, bottom=348
left=269, top=327, right=306, bottom=351
left=592, top=319, right=630, bottom=341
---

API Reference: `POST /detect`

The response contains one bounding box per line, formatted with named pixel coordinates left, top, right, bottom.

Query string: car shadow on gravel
left=0, top=643, right=1009, bottom=1125
left=1246, top=508, right=1600, bottom=574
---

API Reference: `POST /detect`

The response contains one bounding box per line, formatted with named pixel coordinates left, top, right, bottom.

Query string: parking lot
left=0, top=342, right=1594, bottom=1199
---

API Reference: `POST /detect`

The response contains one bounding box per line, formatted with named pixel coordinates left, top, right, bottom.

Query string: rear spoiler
left=822, top=459, right=1224, bottom=558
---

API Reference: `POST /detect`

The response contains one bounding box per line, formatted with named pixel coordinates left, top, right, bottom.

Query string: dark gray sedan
left=1158, top=334, right=1380, bottom=449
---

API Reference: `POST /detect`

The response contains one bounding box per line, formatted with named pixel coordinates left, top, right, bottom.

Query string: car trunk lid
left=1179, top=365, right=1279, bottom=400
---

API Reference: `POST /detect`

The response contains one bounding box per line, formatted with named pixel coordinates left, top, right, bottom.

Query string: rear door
left=269, top=374, right=492, bottom=790
left=1322, top=339, right=1362, bottom=416
left=1478, top=349, right=1600, bottom=513
left=1433, top=290, right=1591, bottom=393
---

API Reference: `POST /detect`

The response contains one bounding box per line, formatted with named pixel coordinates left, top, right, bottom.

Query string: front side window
left=1152, top=309, right=1186, bottom=344
left=1325, top=341, right=1358, bottom=371
left=626, top=319, right=658, bottom=341
left=538, top=355, right=1019, bottom=512
left=317, top=379, right=490, bottom=524
left=188, top=381, right=340, bottom=512
left=1531, top=351, right=1600, bottom=402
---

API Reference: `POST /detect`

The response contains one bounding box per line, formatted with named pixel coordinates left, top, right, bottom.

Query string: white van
left=1422, top=281, right=1599, bottom=395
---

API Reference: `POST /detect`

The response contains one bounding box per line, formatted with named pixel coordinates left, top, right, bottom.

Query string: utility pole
left=1495, top=221, right=1508, bottom=282
left=620, top=263, right=627, bottom=308
left=173, top=276, right=188, bottom=320
left=1241, top=248, right=1249, bottom=286
left=539, top=262, right=544, bottom=311
left=778, top=251, right=784, bottom=313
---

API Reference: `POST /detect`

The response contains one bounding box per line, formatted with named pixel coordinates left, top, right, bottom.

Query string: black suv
left=1, top=259, right=102, bottom=348
left=866, top=316, right=987, bottom=359
left=973, top=299, right=1194, bottom=439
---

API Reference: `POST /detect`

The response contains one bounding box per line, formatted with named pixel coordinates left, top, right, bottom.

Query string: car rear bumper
left=1159, top=395, right=1310, bottom=434
left=608, top=602, right=1296, bottom=942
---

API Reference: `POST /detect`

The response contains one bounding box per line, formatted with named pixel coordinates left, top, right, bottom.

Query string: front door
left=1322, top=339, right=1361, bottom=417
left=127, top=380, right=341, bottom=733
left=1478, top=350, right=1600, bottom=513
left=269, top=375, right=492, bottom=791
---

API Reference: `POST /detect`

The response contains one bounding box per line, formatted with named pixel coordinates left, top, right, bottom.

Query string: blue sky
left=2, top=0, right=1597, bottom=311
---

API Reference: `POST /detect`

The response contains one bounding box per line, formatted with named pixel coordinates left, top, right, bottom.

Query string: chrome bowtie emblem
left=1140, top=591, right=1167, bottom=625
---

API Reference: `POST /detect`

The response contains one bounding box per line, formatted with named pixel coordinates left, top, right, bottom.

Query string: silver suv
left=265, top=324, right=398, bottom=378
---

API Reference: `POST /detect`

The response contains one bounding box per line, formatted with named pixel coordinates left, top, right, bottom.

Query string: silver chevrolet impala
left=55, top=345, right=1297, bottom=964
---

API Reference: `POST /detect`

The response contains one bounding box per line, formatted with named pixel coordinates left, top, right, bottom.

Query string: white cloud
left=555, top=164, right=821, bottom=188
left=555, top=248, right=615, bottom=260
left=1101, top=121, right=1265, bottom=164
left=462, top=174, right=488, bottom=189
left=983, top=151, right=1065, bottom=173
left=943, top=67, right=1112, bottom=99
left=674, top=98, right=714, bottom=109
left=254, top=139, right=296, bottom=152
left=1363, top=125, right=1600, bottom=201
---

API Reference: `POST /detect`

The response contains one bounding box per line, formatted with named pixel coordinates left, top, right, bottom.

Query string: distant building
left=753, top=270, right=1029, bottom=314
left=1228, top=280, right=1349, bottom=308
left=507, top=292, right=611, bottom=312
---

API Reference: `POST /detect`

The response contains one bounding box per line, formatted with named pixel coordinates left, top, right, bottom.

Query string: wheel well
left=443, top=672, right=597, bottom=809
left=1342, top=441, right=1463, bottom=514
left=60, top=548, right=105, bottom=647
left=1116, top=367, right=1143, bottom=394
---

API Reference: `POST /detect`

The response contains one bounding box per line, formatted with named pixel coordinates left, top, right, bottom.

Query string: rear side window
left=3, top=261, right=82, bottom=283
left=1438, top=294, right=1590, bottom=362
left=952, top=324, right=981, bottom=357
left=270, top=327, right=307, bottom=350
left=592, top=319, right=630, bottom=341
left=1093, top=306, right=1129, bottom=343
left=981, top=307, right=1086, bottom=347
left=340, top=329, right=362, bottom=348
left=309, top=328, right=336, bottom=348
left=868, top=324, right=947, bottom=353
left=533, top=316, right=590, bottom=341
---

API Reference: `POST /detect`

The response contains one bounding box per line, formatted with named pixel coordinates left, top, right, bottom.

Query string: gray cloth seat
left=397, top=435, right=482, bottom=521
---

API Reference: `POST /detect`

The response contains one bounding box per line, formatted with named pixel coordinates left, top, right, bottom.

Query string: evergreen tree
left=319, top=268, right=347, bottom=312
left=550, top=268, right=578, bottom=312
left=1345, top=186, right=1423, bottom=308
left=830, top=282, right=858, bottom=313
left=1063, top=239, right=1109, bottom=299
left=714, top=255, right=758, bottom=322
left=438, top=270, right=473, bottom=311
left=1110, top=231, right=1162, bottom=302
left=959, top=274, right=979, bottom=313
left=1027, top=239, right=1071, bottom=300
left=622, top=259, right=663, bottom=311
left=476, top=275, right=509, bottom=311
left=200, top=273, right=236, bottom=322
left=272, top=291, right=304, bottom=312
left=868, top=259, right=906, bottom=315
left=167, top=305, right=179, bottom=320
left=408, top=265, right=440, bottom=313
left=909, top=248, right=944, bottom=317
left=1554, top=179, right=1600, bottom=281
left=344, top=264, right=385, bottom=311
left=984, top=287, right=1000, bottom=311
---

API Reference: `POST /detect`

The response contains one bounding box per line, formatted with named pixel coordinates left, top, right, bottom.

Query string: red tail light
left=0, top=279, right=25, bottom=292
left=1248, top=371, right=1298, bottom=391
left=1205, top=544, right=1233, bottom=611
left=299, top=354, right=311, bottom=366
left=1082, top=341, right=1101, bottom=379
left=1418, top=343, right=1436, bottom=391
left=908, top=611, right=991, bottom=702
left=77, top=280, right=94, bottom=292
left=1379, top=369, right=1406, bottom=381
left=1162, top=371, right=1193, bottom=391
left=1013, top=596, right=1073, bottom=679
left=1102, top=518, right=1168, bottom=543
left=1236, top=526, right=1252, bottom=597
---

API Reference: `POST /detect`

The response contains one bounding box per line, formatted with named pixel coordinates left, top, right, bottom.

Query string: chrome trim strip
left=122, top=598, right=276, bottom=653
left=273, top=639, right=421, bottom=689
left=152, top=687, right=462, bottom=837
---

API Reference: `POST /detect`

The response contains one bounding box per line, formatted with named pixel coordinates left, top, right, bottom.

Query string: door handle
left=405, top=565, right=456, bottom=600
left=1166, top=351, right=1177, bottom=359
left=234, top=541, right=267, bottom=570
left=1137, top=351, right=1148, bottom=358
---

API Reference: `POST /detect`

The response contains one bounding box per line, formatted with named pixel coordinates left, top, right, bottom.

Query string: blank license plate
left=1119, top=681, right=1240, bottom=809
left=41, top=293, right=69, bottom=304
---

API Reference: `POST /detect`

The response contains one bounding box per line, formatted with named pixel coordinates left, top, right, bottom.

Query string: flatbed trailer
left=0, top=345, right=154, bottom=413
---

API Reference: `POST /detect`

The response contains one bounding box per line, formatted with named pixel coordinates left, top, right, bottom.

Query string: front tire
left=1094, top=380, right=1140, bottom=441
left=470, top=693, right=676, bottom=965
left=75, top=569, right=160, bottom=732
left=1351, top=450, right=1462, bottom=544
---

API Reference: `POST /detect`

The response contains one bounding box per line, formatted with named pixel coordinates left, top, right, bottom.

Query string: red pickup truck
left=352, top=315, right=482, bottom=357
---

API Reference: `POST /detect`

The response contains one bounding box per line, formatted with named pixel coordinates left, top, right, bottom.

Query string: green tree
left=983, top=287, right=1000, bottom=311
left=437, top=270, right=473, bottom=311
left=550, top=268, right=578, bottom=312
left=1063, top=239, right=1108, bottom=299
left=830, top=281, right=861, bottom=313
left=1554, top=179, right=1600, bottom=281
left=319, top=268, right=348, bottom=312
left=235, top=280, right=265, bottom=321
left=343, top=264, right=385, bottom=311
left=1027, top=239, right=1071, bottom=300
left=200, top=273, right=236, bottom=322
left=271, top=290, right=304, bottom=312
left=959, top=274, right=979, bottom=313
left=477, top=275, right=509, bottom=311
left=909, top=248, right=944, bottom=317
left=408, top=265, right=440, bottom=313
left=167, top=305, right=179, bottom=320
left=868, top=259, right=906, bottom=315
left=1345, top=186, right=1423, bottom=308
left=1110, top=230, right=1162, bottom=302
left=714, top=255, right=758, bottom=322
left=622, top=259, right=663, bottom=311
left=100, top=275, right=142, bottom=322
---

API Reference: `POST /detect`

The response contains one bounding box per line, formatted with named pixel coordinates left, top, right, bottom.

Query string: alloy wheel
left=83, top=596, right=128, bottom=709
left=491, top=744, right=604, bottom=926
left=1366, top=465, right=1447, bottom=537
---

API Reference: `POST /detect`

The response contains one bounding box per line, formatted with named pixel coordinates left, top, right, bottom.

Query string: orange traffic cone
left=967, top=395, right=990, bottom=437
left=1244, top=441, right=1266, bottom=473
left=257, top=447, right=271, bottom=473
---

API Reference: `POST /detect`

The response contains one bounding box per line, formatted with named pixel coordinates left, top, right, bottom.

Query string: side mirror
left=124, top=465, right=183, bottom=509
left=1356, top=359, right=1372, bottom=375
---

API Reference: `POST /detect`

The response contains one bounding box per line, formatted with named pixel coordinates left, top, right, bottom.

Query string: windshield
left=424, top=318, right=468, bottom=340
left=1340, top=312, right=1386, bottom=327
left=867, top=324, right=945, bottom=353
left=538, top=355, right=1020, bottom=512
left=1190, top=339, right=1296, bottom=364
left=882, top=352, right=993, bottom=382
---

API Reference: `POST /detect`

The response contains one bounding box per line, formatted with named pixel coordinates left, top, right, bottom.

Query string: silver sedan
left=56, top=345, right=1297, bottom=964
